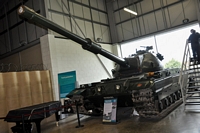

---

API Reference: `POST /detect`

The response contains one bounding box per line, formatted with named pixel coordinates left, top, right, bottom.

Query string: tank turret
left=17, top=5, right=185, bottom=118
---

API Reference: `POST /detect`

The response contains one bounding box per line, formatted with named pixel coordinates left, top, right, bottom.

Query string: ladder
left=179, top=40, right=200, bottom=111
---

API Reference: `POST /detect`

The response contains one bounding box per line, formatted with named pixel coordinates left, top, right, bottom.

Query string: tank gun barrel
left=17, top=5, right=129, bottom=67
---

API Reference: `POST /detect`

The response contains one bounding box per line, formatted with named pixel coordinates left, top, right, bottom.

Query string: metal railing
left=179, top=40, right=190, bottom=105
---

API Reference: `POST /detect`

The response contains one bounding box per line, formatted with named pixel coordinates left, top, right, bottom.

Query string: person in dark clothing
left=188, top=29, right=200, bottom=64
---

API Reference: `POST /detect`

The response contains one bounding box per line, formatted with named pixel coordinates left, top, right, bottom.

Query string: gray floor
left=37, top=104, right=200, bottom=133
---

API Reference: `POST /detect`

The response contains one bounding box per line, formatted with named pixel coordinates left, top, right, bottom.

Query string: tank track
left=132, top=89, right=182, bottom=118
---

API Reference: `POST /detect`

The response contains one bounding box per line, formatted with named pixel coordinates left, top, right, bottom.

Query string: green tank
left=17, top=5, right=187, bottom=118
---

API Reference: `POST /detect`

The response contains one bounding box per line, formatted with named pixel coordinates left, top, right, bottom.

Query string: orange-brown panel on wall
left=43, top=92, right=53, bottom=102
left=3, top=72, right=18, bottom=99
left=41, top=82, right=52, bottom=93
left=0, top=73, right=5, bottom=100
left=40, top=70, right=51, bottom=82
left=29, top=71, right=43, bottom=94
left=6, top=98, right=20, bottom=110
left=19, top=96, right=32, bottom=107
left=31, top=92, right=43, bottom=105
left=17, top=71, right=31, bottom=97
left=0, top=100, right=7, bottom=116
left=40, top=70, right=52, bottom=93
left=29, top=71, right=41, bottom=83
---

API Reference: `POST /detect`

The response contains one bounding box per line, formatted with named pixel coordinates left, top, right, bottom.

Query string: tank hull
left=67, top=68, right=186, bottom=118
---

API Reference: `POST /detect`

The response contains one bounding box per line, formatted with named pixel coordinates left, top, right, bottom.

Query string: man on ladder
left=188, top=29, right=200, bottom=64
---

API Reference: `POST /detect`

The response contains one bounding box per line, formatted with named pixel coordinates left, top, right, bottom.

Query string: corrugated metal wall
left=109, top=0, right=199, bottom=43
left=46, top=0, right=111, bottom=43
left=0, top=0, right=47, bottom=57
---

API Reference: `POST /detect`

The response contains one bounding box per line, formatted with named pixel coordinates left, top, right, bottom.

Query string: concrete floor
left=33, top=104, right=200, bottom=133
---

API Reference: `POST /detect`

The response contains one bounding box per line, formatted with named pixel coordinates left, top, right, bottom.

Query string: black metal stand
left=21, top=114, right=25, bottom=133
left=11, top=115, right=32, bottom=133
left=75, top=100, right=84, bottom=128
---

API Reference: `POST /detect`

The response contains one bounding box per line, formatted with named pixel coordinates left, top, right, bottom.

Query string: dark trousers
left=191, top=44, right=200, bottom=61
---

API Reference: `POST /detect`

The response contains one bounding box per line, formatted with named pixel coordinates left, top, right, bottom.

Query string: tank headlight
left=116, top=85, right=120, bottom=90
left=97, top=87, right=101, bottom=92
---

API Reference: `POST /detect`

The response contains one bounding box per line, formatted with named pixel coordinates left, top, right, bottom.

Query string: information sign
left=102, top=98, right=117, bottom=123
left=58, top=71, right=76, bottom=98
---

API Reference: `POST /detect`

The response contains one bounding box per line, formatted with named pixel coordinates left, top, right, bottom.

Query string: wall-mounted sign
left=58, top=71, right=76, bottom=98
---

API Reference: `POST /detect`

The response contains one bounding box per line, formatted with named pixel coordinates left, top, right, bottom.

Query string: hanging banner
left=58, top=71, right=76, bottom=98
left=102, top=98, right=117, bottom=123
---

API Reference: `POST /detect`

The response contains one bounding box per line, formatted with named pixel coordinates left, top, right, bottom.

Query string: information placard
left=58, top=71, right=76, bottom=98
left=102, top=98, right=117, bottom=123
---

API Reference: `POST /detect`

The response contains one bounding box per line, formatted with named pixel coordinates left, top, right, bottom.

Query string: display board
left=58, top=71, right=76, bottom=98
left=102, top=98, right=117, bottom=123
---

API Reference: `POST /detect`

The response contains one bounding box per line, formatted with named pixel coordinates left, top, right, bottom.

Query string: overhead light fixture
left=124, top=8, right=137, bottom=15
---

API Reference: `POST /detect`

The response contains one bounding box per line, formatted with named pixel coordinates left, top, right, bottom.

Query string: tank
left=17, top=5, right=185, bottom=118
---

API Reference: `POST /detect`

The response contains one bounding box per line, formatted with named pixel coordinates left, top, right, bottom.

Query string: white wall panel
left=114, top=11, right=121, bottom=23
left=49, top=0, right=63, bottom=12
left=136, top=3, right=142, bottom=15
left=0, top=19, right=4, bottom=33
left=168, top=3, right=184, bottom=27
left=90, top=0, right=98, bottom=8
left=82, top=0, right=89, bottom=5
left=94, top=24, right=101, bottom=39
left=8, top=11, right=17, bottom=27
left=117, top=24, right=124, bottom=41
left=71, top=19, right=78, bottom=35
left=183, top=0, right=197, bottom=22
left=25, top=0, right=34, bottom=8
left=113, top=1, right=118, bottom=10
left=83, top=7, right=91, bottom=20
left=3, top=33, right=9, bottom=51
left=101, top=26, right=111, bottom=43
left=33, top=0, right=40, bottom=11
left=152, top=0, right=161, bottom=9
left=18, top=23, right=26, bottom=43
left=120, top=9, right=131, bottom=22
left=92, top=9, right=100, bottom=22
left=163, top=0, right=179, bottom=6
left=99, top=12, right=108, bottom=24
left=138, top=17, right=146, bottom=35
left=51, top=12, right=65, bottom=37
left=10, top=27, right=19, bottom=50
left=73, top=3, right=83, bottom=17
left=140, top=0, right=154, bottom=13
left=26, top=22, right=37, bottom=42
left=143, top=13, right=157, bottom=34
left=63, top=15, right=72, bottom=31
left=76, top=0, right=82, bottom=3
left=85, top=21, right=94, bottom=39
left=52, top=13, right=64, bottom=27
left=122, top=21, right=134, bottom=40
left=97, top=0, right=106, bottom=11
left=129, top=4, right=137, bottom=14
left=7, top=0, right=15, bottom=10
left=36, top=25, right=46, bottom=39
left=132, top=19, right=139, bottom=38
left=118, top=0, right=128, bottom=8
left=69, top=2, right=75, bottom=16
left=47, top=0, right=111, bottom=43
left=61, top=0, right=69, bottom=13
left=74, top=19, right=85, bottom=38
left=155, top=10, right=165, bottom=31
left=0, top=34, right=7, bottom=54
